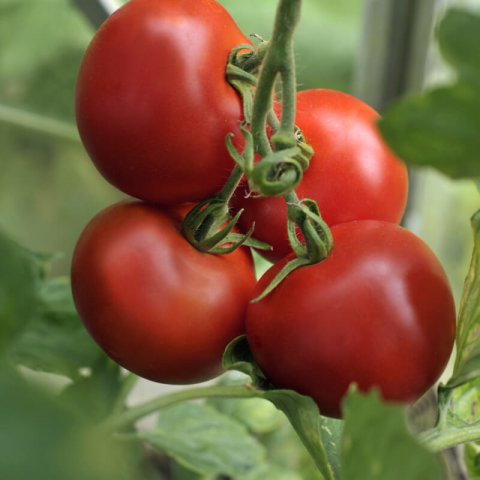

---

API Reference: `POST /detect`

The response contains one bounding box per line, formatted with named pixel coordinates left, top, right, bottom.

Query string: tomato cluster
left=73, top=0, right=456, bottom=416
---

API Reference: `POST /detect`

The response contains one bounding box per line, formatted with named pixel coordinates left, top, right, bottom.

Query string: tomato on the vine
left=71, top=202, right=256, bottom=384
left=246, top=220, right=456, bottom=418
left=76, top=0, right=248, bottom=205
left=235, top=89, right=409, bottom=262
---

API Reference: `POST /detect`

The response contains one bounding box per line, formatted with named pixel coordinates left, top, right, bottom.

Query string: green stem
left=277, top=49, right=297, bottom=141
left=218, top=165, right=244, bottom=204
left=268, top=109, right=281, bottom=131
left=0, top=104, right=80, bottom=142
left=251, top=67, right=276, bottom=157
left=102, top=384, right=257, bottom=433
left=195, top=165, right=243, bottom=242
left=284, top=190, right=306, bottom=225
left=420, top=425, right=480, bottom=452
left=284, top=190, right=300, bottom=205
left=251, top=0, right=302, bottom=156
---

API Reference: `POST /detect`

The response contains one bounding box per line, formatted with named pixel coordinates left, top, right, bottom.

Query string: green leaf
left=8, top=276, right=104, bottom=380
left=378, top=82, right=480, bottom=179
left=341, top=389, right=443, bottom=480
left=139, top=402, right=265, bottom=478
left=208, top=376, right=333, bottom=478
left=170, top=461, right=215, bottom=480
left=223, top=336, right=337, bottom=480
left=448, top=210, right=480, bottom=388
left=261, top=390, right=339, bottom=480
left=0, top=230, right=39, bottom=350
left=437, top=9, right=480, bottom=85
left=378, top=9, right=480, bottom=180
left=465, top=443, right=480, bottom=479
left=318, top=416, right=343, bottom=477
left=0, top=366, right=141, bottom=480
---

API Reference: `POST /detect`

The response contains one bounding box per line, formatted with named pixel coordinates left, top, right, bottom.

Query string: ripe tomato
left=76, top=0, right=247, bottom=204
left=246, top=220, right=456, bottom=418
left=235, top=89, right=409, bottom=262
left=71, top=202, right=256, bottom=384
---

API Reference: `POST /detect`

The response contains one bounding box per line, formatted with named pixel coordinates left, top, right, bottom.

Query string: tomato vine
left=69, top=0, right=478, bottom=477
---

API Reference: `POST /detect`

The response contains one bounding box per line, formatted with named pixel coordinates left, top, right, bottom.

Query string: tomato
left=71, top=202, right=256, bottom=384
left=246, top=220, right=456, bottom=418
left=76, top=0, right=247, bottom=204
left=234, top=89, right=409, bottom=262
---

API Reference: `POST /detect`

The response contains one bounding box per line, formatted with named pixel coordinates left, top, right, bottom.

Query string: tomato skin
left=76, top=0, right=247, bottom=204
left=246, top=221, right=456, bottom=418
left=235, top=89, right=408, bottom=262
left=71, top=202, right=256, bottom=384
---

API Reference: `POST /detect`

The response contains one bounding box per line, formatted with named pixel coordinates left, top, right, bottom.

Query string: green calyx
left=226, top=43, right=264, bottom=125
left=181, top=163, right=271, bottom=255
left=248, top=126, right=314, bottom=197
left=287, top=198, right=333, bottom=261
left=250, top=147, right=304, bottom=197
left=181, top=195, right=271, bottom=255
left=253, top=196, right=333, bottom=302
left=235, top=39, right=270, bottom=74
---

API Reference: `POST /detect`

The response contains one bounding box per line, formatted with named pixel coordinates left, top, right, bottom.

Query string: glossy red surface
left=72, top=202, right=256, bottom=384
left=246, top=220, right=456, bottom=417
left=76, top=0, right=247, bottom=204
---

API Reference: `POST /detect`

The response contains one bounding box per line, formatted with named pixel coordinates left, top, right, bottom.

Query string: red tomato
left=246, top=221, right=456, bottom=418
left=235, top=89, right=409, bottom=262
left=76, top=0, right=247, bottom=204
left=71, top=202, right=256, bottom=384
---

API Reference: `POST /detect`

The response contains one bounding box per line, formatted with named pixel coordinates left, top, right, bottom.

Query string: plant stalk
left=194, top=165, right=244, bottom=242
left=251, top=0, right=302, bottom=156
left=0, top=104, right=80, bottom=142
left=420, top=426, right=480, bottom=452
left=102, top=384, right=257, bottom=433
